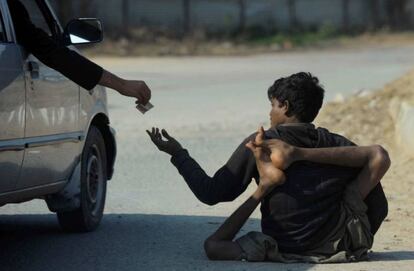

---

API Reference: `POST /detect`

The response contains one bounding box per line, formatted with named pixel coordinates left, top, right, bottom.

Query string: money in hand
left=136, top=102, right=154, bottom=114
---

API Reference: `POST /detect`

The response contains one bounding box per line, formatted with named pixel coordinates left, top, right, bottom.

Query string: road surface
left=2, top=45, right=414, bottom=271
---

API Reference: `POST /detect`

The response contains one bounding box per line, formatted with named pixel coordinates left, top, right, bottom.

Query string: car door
left=0, top=1, right=26, bottom=193
left=15, top=0, right=81, bottom=189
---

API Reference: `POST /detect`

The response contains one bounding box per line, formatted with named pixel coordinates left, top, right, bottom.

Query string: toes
left=255, top=126, right=265, bottom=146
left=246, top=141, right=262, bottom=159
left=245, top=141, right=255, bottom=152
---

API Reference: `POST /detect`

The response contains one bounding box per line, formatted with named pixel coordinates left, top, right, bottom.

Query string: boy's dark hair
left=267, top=72, right=325, bottom=123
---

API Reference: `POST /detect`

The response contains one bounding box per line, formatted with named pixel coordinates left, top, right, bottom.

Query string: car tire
left=57, top=126, right=107, bottom=232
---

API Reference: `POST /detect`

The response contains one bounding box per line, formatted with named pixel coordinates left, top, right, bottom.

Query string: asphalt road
left=2, top=46, right=414, bottom=271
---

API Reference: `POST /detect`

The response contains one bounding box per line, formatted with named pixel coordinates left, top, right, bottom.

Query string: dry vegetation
left=316, top=70, right=414, bottom=251
left=83, top=32, right=414, bottom=57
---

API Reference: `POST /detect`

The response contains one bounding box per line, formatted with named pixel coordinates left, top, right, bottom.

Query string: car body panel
left=0, top=0, right=116, bottom=207
left=18, top=52, right=82, bottom=187
left=0, top=43, right=26, bottom=193
left=14, top=0, right=82, bottom=187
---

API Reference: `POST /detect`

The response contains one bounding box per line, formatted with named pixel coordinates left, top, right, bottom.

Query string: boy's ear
left=282, top=100, right=290, bottom=113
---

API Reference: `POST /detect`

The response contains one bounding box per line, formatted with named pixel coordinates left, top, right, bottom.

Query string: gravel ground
left=1, top=46, right=414, bottom=271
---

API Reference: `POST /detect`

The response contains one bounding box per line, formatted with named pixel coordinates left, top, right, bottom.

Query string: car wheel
left=57, top=126, right=107, bottom=232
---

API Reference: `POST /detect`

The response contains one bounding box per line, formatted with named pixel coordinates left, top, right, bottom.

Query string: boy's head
left=267, top=72, right=325, bottom=127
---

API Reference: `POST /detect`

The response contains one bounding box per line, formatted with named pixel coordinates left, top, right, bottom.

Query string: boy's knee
left=204, top=238, right=217, bottom=260
left=371, top=145, right=391, bottom=172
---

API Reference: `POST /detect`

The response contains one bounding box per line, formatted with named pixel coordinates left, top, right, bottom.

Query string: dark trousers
left=364, top=182, right=388, bottom=235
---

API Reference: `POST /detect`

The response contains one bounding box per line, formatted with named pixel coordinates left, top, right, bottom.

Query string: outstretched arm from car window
left=98, top=70, right=151, bottom=105
left=8, top=0, right=151, bottom=104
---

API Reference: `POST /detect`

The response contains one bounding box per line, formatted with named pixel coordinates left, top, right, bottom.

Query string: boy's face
left=269, top=98, right=288, bottom=127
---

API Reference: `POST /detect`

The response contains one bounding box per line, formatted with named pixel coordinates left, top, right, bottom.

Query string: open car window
left=19, top=0, right=52, bottom=36
left=0, top=6, right=6, bottom=42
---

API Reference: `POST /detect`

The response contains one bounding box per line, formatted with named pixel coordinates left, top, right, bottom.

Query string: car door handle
left=28, top=61, right=40, bottom=79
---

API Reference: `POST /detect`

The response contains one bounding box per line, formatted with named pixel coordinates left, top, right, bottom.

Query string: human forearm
left=99, top=70, right=151, bottom=104
left=172, top=150, right=217, bottom=204
left=207, top=188, right=265, bottom=242
left=42, top=46, right=103, bottom=90
left=98, top=69, right=125, bottom=91
left=147, top=128, right=253, bottom=206
left=204, top=128, right=286, bottom=261
left=262, top=138, right=390, bottom=173
left=171, top=150, right=241, bottom=205
left=203, top=188, right=266, bottom=261
left=296, top=145, right=386, bottom=168
left=296, top=145, right=391, bottom=199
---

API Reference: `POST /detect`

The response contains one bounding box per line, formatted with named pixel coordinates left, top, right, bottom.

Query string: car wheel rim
left=86, top=145, right=104, bottom=217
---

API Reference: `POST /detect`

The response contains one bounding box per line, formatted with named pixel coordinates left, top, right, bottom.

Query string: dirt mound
left=316, top=69, right=414, bottom=150
left=316, top=70, right=414, bottom=252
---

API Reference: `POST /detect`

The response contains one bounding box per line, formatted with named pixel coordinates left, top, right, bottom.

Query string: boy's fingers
left=161, top=129, right=172, bottom=140
left=260, top=126, right=265, bottom=135
left=246, top=141, right=261, bottom=157
left=245, top=141, right=254, bottom=151
left=258, top=126, right=265, bottom=143
left=147, top=133, right=157, bottom=145
left=146, top=129, right=155, bottom=139
left=147, top=129, right=162, bottom=145
left=155, top=128, right=161, bottom=139
left=254, top=126, right=265, bottom=146
left=259, top=140, right=271, bottom=149
left=254, top=139, right=264, bottom=147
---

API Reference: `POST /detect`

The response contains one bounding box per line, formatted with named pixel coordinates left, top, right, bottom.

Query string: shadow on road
left=0, top=213, right=311, bottom=271
left=1, top=214, right=413, bottom=271
left=369, top=251, right=414, bottom=261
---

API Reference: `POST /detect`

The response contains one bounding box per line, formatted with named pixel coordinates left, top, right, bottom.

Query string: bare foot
left=252, top=127, right=296, bottom=170
left=246, top=127, right=286, bottom=191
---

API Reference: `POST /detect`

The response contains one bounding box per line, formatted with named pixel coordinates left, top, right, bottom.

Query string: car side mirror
left=64, top=18, right=103, bottom=45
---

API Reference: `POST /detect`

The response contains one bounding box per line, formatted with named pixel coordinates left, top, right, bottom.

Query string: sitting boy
left=147, top=72, right=389, bottom=262
left=202, top=127, right=390, bottom=262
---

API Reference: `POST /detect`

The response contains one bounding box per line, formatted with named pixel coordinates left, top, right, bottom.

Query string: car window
left=19, top=0, right=52, bottom=36
left=0, top=7, right=6, bottom=42
left=47, top=0, right=69, bottom=27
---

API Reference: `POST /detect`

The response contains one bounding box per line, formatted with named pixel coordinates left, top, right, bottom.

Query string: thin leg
left=365, top=182, right=388, bottom=235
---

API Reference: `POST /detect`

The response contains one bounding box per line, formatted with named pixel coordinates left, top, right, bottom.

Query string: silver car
left=0, top=0, right=116, bottom=232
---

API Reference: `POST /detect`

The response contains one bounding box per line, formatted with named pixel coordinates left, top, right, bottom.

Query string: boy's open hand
left=146, top=127, right=183, bottom=156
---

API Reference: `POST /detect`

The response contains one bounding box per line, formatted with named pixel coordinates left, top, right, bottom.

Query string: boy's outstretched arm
left=204, top=130, right=286, bottom=261
left=146, top=127, right=257, bottom=205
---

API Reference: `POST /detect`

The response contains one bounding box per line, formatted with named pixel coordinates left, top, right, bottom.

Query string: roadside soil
left=316, top=69, right=414, bottom=254
left=83, top=32, right=414, bottom=57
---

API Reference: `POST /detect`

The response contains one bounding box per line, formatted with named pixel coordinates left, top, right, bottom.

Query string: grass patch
left=244, top=24, right=344, bottom=47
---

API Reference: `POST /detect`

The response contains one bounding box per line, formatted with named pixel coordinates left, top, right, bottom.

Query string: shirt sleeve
left=170, top=134, right=258, bottom=205
left=9, top=0, right=103, bottom=90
